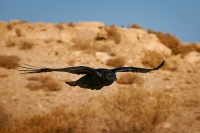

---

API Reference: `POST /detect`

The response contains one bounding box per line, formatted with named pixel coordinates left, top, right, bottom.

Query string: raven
left=18, top=61, right=165, bottom=90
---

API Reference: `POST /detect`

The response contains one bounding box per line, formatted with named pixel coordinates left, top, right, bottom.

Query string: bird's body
left=18, top=61, right=165, bottom=90
left=67, top=72, right=114, bottom=90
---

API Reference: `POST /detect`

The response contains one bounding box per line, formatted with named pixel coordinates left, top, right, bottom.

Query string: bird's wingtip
left=154, top=60, right=165, bottom=70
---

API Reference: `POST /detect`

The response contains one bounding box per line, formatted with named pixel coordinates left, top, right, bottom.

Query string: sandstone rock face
left=95, top=52, right=112, bottom=64
left=0, top=21, right=199, bottom=133
left=75, top=21, right=105, bottom=28
left=184, top=51, right=200, bottom=64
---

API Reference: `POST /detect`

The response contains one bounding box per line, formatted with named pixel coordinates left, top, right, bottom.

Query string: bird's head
left=105, top=72, right=117, bottom=82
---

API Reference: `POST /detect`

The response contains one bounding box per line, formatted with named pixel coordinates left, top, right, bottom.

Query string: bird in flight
left=18, top=61, right=165, bottom=90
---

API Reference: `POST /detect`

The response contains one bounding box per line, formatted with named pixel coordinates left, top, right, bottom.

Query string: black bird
left=18, top=61, right=165, bottom=90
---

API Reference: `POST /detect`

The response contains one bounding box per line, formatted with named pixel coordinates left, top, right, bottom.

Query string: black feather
left=18, top=61, right=165, bottom=90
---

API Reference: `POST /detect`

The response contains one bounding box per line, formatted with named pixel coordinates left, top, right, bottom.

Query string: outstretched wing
left=18, top=63, right=99, bottom=76
left=110, top=61, right=165, bottom=73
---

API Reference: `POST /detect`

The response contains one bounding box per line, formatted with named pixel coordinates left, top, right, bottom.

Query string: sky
left=0, top=0, right=199, bottom=43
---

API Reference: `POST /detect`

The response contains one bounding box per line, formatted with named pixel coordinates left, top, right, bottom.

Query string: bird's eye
left=107, top=74, right=114, bottom=79
left=107, top=74, right=111, bottom=77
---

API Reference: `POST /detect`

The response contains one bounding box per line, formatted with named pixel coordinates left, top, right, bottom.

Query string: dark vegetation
left=55, top=23, right=65, bottom=30
left=0, top=74, right=8, bottom=78
left=15, top=28, right=22, bottom=37
left=67, top=22, right=75, bottom=27
left=106, top=56, right=126, bottom=67
left=71, top=38, right=112, bottom=54
left=6, top=40, right=34, bottom=50
left=0, top=106, right=11, bottom=132
left=147, top=29, right=200, bottom=56
left=105, top=25, right=121, bottom=44
left=71, top=24, right=121, bottom=54
left=0, top=55, right=20, bottom=69
left=126, top=23, right=199, bottom=56
left=117, top=73, right=144, bottom=86
left=0, top=87, right=177, bottom=133
left=26, top=76, right=61, bottom=91
left=128, top=23, right=144, bottom=29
